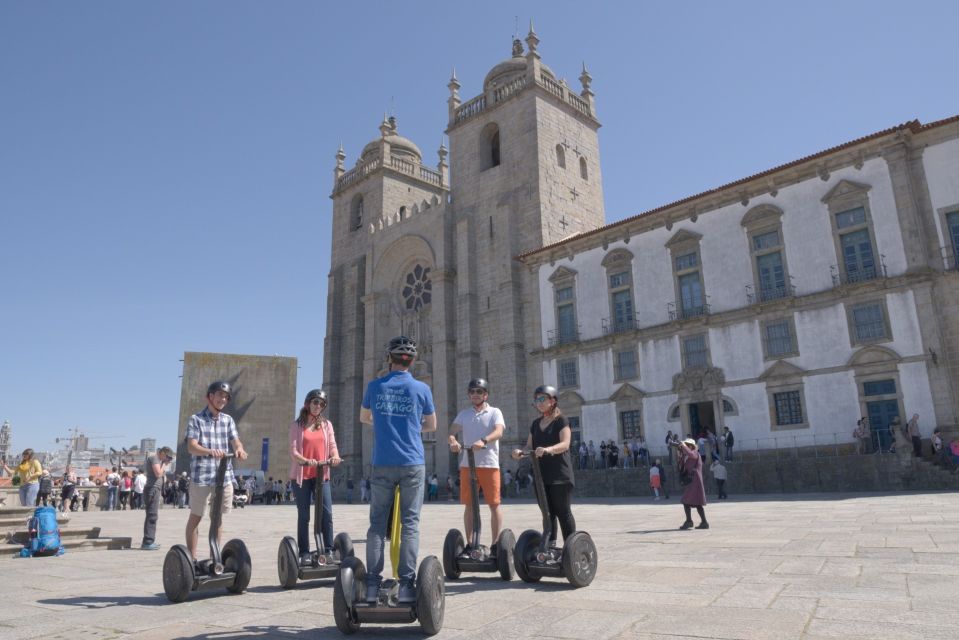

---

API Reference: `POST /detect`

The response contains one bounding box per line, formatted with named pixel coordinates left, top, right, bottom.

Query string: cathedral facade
left=324, top=28, right=959, bottom=482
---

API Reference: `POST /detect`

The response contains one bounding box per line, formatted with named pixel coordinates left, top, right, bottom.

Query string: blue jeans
left=107, top=486, right=118, bottom=510
left=366, top=465, right=425, bottom=589
left=19, top=483, right=39, bottom=507
left=294, top=477, right=333, bottom=554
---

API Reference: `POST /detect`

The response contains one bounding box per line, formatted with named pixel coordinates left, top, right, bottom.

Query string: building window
left=602, top=249, right=636, bottom=334
left=741, top=204, right=791, bottom=302
left=350, top=194, right=364, bottom=231
left=556, top=144, right=566, bottom=169
left=848, top=300, right=891, bottom=345
left=548, top=267, right=579, bottom=347
left=763, top=317, right=798, bottom=359
left=863, top=379, right=896, bottom=396
left=722, top=397, right=738, bottom=415
left=682, top=334, right=708, bottom=369
left=943, top=209, right=959, bottom=270
left=773, top=390, right=804, bottom=426
left=399, top=206, right=406, bottom=220
left=579, top=156, right=588, bottom=180
left=480, top=123, right=501, bottom=171
left=614, top=349, right=638, bottom=381
left=619, top=409, right=642, bottom=440
left=558, top=358, right=578, bottom=388
left=666, top=229, right=706, bottom=321
left=823, top=180, right=881, bottom=285
left=668, top=404, right=681, bottom=422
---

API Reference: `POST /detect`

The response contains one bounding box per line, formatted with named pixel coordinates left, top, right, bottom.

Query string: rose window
left=402, top=264, right=432, bottom=311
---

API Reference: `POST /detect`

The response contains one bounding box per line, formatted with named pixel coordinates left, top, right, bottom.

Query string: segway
left=513, top=450, right=598, bottom=588
left=333, top=486, right=445, bottom=635
left=277, top=460, right=354, bottom=588
left=443, top=446, right=515, bottom=580
left=163, top=454, right=252, bottom=602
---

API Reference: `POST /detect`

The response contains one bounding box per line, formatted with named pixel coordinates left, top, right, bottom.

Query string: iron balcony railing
left=602, top=312, right=640, bottom=335
left=831, top=256, right=887, bottom=286
left=547, top=326, right=581, bottom=347
left=667, top=301, right=710, bottom=321
left=746, top=280, right=796, bottom=305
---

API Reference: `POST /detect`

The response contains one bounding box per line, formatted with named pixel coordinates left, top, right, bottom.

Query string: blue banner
left=261, top=438, right=269, bottom=472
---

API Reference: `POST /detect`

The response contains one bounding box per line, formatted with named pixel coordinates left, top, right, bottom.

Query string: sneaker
left=141, top=542, right=160, bottom=550
left=398, top=582, right=416, bottom=604
left=366, top=584, right=379, bottom=604
left=300, top=552, right=313, bottom=566
left=679, top=521, right=694, bottom=530
left=696, top=522, right=710, bottom=530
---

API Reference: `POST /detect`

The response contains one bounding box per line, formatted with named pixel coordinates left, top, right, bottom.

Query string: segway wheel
left=277, top=536, right=299, bottom=589
left=561, top=531, right=598, bottom=588
left=415, top=556, right=445, bottom=636
left=513, top=529, right=542, bottom=583
left=162, top=544, right=194, bottom=603
left=223, top=538, right=252, bottom=594
left=334, top=556, right=365, bottom=635
left=442, top=529, right=464, bottom=580
left=496, top=528, right=516, bottom=581
left=333, top=531, right=354, bottom=561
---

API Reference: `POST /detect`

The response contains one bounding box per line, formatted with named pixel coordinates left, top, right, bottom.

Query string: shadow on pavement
left=36, top=594, right=167, bottom=608
left=175, top=624, right=428, bottom=639
left=626, top=528, right=683, bottom=535
left=445, top=579, right=570, bottom=594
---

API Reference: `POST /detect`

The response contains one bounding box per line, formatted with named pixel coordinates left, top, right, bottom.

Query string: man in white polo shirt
left=448, top=377, right=506, bottom=553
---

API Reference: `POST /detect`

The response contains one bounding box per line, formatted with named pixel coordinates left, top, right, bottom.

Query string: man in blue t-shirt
left=360, top=336, right=436, bottom=604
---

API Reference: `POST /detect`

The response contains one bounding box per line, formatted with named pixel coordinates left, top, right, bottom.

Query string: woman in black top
left=512, top=384, right=576, bottom=547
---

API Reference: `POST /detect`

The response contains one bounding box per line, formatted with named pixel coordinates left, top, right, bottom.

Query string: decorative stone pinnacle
left=379, top=114, right=390, bottom=138
left=525, top=21, right=539, bottom=53
left=580, top=62, right=593, bottom=93
left=448, top=67, right=460, bottom=93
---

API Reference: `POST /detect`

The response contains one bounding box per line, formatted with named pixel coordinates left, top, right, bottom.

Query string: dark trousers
left=912, top=436, right=922, bottom=457
left=294, top=477, right=333, bottom=554
left=716, top=479, right=727, bottom=499
left=543, top=484, right=576, bottom=545
left=142, top=485, right=161, bottom=545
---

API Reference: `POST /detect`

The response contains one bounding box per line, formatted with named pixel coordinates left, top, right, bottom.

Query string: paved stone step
left=7, top=526, right=106, bottom=545
left=3, top=534, right=132, bottom=556
left=0, top=511, right=71, bottom=531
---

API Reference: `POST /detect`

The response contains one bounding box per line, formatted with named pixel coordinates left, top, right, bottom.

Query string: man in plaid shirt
left=184, top=380, right=249, bottom=561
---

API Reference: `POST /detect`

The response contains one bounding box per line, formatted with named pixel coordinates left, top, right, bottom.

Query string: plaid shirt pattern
left=186, top=407, right=239, bottom=486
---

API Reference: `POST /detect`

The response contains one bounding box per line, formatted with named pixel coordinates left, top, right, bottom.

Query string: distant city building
left=174, top=352, right=297, bottom=479
left=140, top=438, right=156, bottom=453
left=0, top=420, right=11, bottom=466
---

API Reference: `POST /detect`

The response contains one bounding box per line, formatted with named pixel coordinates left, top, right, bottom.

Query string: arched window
left=579, top=156, right=588, bottom=180
left=399, top=206, right=407, bottom=220
left=350, top=194, right=364, bottom=231
left=556, top=144, right=566, bottom=169
left=480, top=123, right=501, bottom=171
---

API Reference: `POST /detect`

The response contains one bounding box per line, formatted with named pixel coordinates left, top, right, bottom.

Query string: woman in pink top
left=289, top=389, right=342, bottom=563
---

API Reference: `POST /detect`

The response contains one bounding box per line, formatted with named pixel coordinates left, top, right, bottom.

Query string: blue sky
left=2, top=1, right=957, bottom=457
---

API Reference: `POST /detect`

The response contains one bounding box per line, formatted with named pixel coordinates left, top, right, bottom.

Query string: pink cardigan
left=288, top=419, right=339, bottom=486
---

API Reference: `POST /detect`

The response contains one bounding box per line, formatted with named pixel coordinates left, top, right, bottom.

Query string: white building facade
left=520, top=117, right=959, bottom=456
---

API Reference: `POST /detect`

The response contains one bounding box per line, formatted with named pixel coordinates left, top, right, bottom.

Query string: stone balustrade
left=451, top=70, right=594, bottom=128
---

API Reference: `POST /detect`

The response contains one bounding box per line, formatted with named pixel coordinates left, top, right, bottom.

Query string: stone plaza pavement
left=2, top=492, right=958, bottom=640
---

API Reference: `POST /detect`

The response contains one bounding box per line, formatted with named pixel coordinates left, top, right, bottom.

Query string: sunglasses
left=310, top=400, right=327, bottom=406
left=468, top=389, right=486, bottom=395
left=534, top=396, right=550, bottom=403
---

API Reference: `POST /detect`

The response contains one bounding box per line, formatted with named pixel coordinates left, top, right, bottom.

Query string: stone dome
left=483, top=40, right=554, bottom=91
left=359, top=117, right=422, bottom=163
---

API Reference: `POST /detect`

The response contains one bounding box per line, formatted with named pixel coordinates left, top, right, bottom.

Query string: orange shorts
left=650, top=475, right=661, bottom=489
left=459, top=467, right=501, bottom=507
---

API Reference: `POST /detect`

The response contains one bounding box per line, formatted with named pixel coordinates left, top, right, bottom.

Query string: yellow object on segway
left=389, top=485, right=401, bottom=579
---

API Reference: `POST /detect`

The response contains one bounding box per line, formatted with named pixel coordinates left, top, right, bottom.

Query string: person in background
left=675, top=438, right=708, bottom=530
left=141, top=446, right=174, bottom=550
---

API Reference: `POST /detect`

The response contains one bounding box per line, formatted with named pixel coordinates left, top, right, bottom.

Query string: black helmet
left=305, top=389, right=328, bottom=405
left=207, top=381, right=232, bottom=398
left=387, top=336, right=418, bottom=358
left=467, top=378, right=489, bottom=392
left=533, top=385, right=558, bottom=399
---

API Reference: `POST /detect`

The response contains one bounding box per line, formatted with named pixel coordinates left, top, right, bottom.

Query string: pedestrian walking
left=141, top=446, right=174, bottom=550
left=675, top=438, right=708, bottom=530
left=649, top=464, right=662, bottom=500
left=654, top=459, right=669, bottom=499
left=722, top=427, right=734, bottom=461
left=665, top=431, right=675, bottom=464
left=105, top=467, right=120, bottom=510
left=133, top=470, right=146, bottom=509
left=710, top=459, right=727, bottom=499
left=907, top=414, right=922, bottom=457
left=37, top=470, right=53, bottom=506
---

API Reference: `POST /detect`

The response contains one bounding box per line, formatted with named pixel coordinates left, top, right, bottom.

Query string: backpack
left=23, top=506, right=63, bottom=557
left=39, top=476, right=53, bottom=493
left=109, top=474, right=120, bottom=487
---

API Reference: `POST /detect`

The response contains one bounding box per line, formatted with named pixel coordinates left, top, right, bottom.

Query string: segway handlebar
left=298, top=458, right=340, bottom=467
